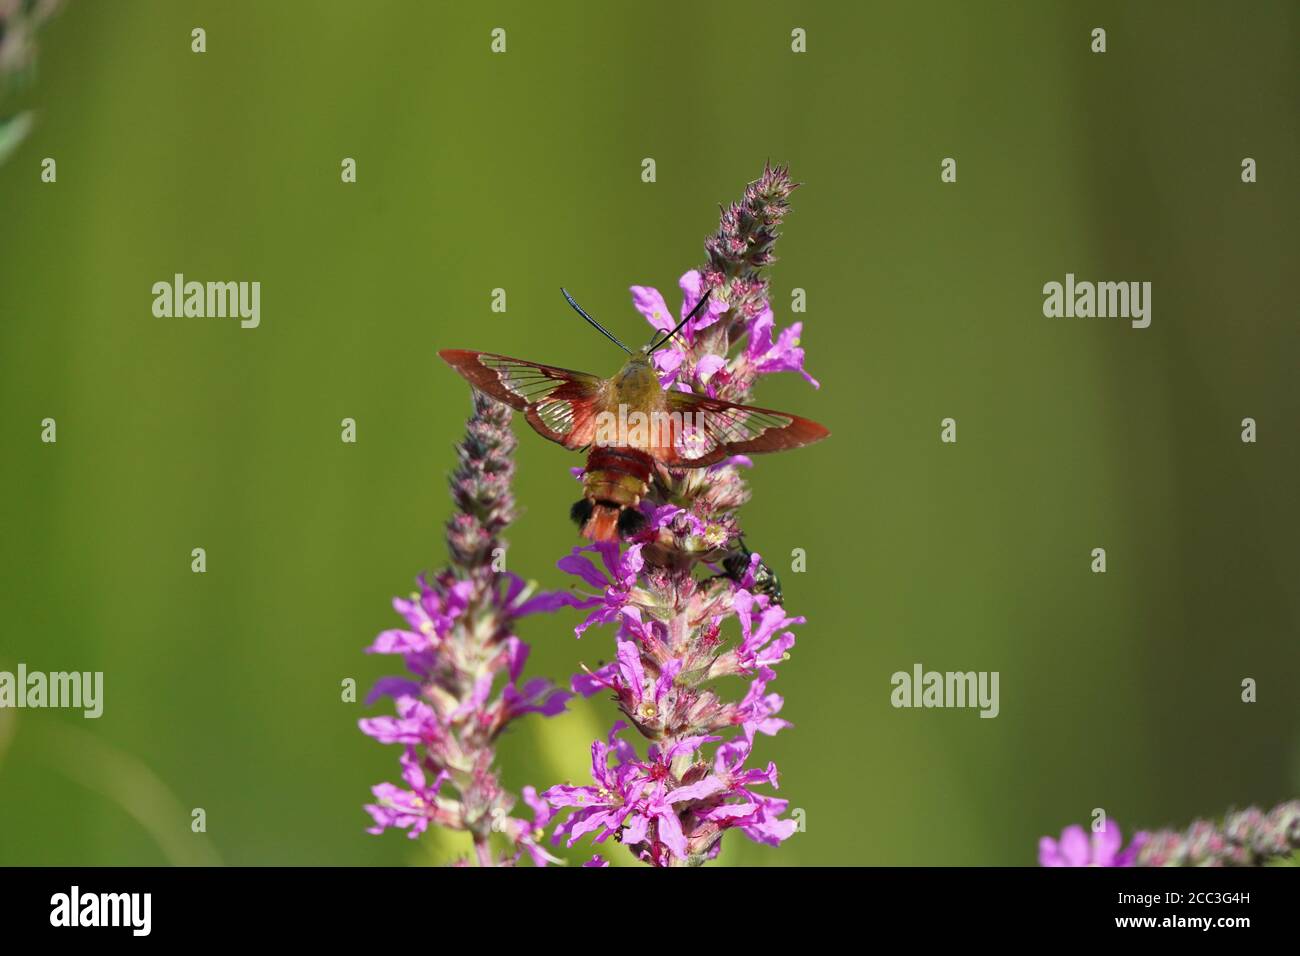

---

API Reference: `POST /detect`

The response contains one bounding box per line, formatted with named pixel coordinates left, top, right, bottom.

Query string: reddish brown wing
left=438, top=349, right=605, bottom=450
left=658, top=390, right=830, bottom=468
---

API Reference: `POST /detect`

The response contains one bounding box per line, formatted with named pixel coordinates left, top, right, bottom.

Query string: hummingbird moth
left=440, top=289, right=829, bottom=542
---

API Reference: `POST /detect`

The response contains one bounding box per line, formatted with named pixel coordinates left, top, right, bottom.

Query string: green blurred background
left=1, top=1, right=1297, bottom=866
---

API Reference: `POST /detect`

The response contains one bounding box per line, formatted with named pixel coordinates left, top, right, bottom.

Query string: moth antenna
left=561, top=288, right=632, bottom=354
left=648, top=290, right=712, bottom=354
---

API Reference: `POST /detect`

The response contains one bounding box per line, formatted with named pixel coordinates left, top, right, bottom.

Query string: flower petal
left=631, top=285, right=674, bottom=332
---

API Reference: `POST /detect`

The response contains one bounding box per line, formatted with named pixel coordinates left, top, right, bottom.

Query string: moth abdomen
left=569, top=498, right=594, bottom=527
left=577, top=447, right=654, bottom=542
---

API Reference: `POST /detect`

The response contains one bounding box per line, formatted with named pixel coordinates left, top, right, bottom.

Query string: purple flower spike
left=1119, top=801, right=1300, bottom=867
left=358, top=392, right=576, bottom=865
left=541, top=167, right=815, bottom=866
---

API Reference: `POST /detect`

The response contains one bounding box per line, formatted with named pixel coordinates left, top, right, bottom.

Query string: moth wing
left=656, top=390, right=830, bottom=467
left=439, top=350, right=603, bottom=449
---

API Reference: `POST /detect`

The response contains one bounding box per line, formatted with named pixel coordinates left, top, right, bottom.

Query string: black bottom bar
left=0, top=865, right=1282, bottom=939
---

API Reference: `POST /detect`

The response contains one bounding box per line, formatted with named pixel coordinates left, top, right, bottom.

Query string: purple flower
left=706, top=731, right=796, bottom=847
left=735, top=668, right=792, bottom=737
left=727, top=589, right=802, bottom=674
left=500, top=571, right=594, bottom=618
left=545, top=719, right=798, bottom=863
left=631, top=270, right=727, bottom=344
left=745, top=306, right=819, bottom=388
left=498, top=786, right=563, bottom=867
left=359, top=695, right=441, bottom=746
left=374, top=574, right=471, bottom=661
left=575, top=639, right=682, bottom=730
left=495, top=638, right=574, bottom=720
left=1039, top=821, right=1146, bottom=867
left=544, top=727, right=644, bottom=849
left=557, top=541, right=645, bottom=638
left=646, top=503, right=708, bottom=537
left=631, top=271, right=729, bottom=391
left=545, top=725, right=731, bottom=863
left=631, top=281, right=817, bottom=399
left=571, top=659, right=618, bottom=698
left=363, top=746, right=451, bottom=840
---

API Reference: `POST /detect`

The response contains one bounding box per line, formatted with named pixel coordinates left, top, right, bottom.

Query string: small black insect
left=719, top=538, right=783, bottom=605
